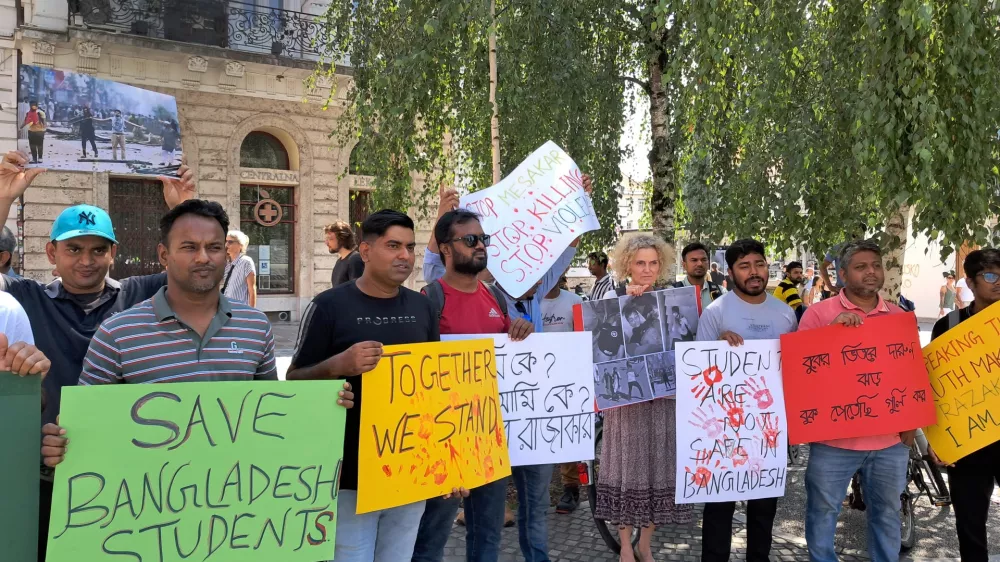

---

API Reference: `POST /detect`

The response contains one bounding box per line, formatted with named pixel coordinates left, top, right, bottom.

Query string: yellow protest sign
left=357, top=339, right=511, bottom=514
left=922, top=303, right=1000, bottom=464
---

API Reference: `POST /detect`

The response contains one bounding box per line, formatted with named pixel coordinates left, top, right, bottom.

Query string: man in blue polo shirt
left=0, top=149, right=195, bottom=560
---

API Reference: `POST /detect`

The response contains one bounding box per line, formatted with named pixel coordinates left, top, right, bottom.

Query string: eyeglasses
left=225, top=240, right=237, bottom=245
left=977, top=272, right=1000, bottom=284
left=444, top=234, right=491, bottom=248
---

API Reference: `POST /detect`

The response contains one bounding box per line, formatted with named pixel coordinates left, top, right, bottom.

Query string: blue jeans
left=411, top=478, right=507, bottom=562
left=332, top=490, right=425, bottom=562
left=805, top=442, right=909, bottom=562
left=512, top=464, right=553, bottom=562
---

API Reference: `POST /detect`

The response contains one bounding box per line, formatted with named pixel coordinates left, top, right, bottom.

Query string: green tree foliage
left=674, top=0, right=1000, bottom=261
left=314, top=0, right=630, bottom=252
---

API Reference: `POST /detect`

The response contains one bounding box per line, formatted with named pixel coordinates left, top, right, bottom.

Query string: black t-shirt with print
left=291, top=281, right=439, bottom=490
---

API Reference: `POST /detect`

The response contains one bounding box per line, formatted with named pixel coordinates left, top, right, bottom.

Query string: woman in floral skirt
left=594, top=233, right=693, bottom=562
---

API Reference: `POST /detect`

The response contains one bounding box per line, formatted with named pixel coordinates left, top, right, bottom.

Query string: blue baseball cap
left=50, top=205, right=118, bottom=244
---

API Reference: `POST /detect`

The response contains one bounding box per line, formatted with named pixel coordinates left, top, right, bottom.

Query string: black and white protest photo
left=17, top=65, right=183, bottom=176
left=580, top=297, right=626, bottom=363
left=621, top=292, right=665, bottom=357
left=644, top=351, right=677, bottom=397
left=657, top=287, right=700, bottom=350
left=593, top=357, right=655, bottom=410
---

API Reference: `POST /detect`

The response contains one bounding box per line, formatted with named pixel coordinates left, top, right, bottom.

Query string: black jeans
left=628, top=381, right=643, bottom=398
left=81, top=133, right=97, bottom=156
left=948, top=440, right=1000, bottom=562
left=38, top=478, right=52, bottom=562
left=701, top=498, right=778, bottom=562
left=28, top=131, right=45, bottom=161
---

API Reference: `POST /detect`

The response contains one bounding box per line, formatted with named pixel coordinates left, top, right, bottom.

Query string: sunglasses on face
left=977, top=272, right=1000, bottom=284
left=445, top=234, right=491, bottom=248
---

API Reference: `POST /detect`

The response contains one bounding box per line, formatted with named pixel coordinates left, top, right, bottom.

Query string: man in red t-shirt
left=412, top=205, right=532, bottom=562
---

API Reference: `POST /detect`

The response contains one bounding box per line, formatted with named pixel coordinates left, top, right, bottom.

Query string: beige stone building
left=1, top=0, right=431, bottom=321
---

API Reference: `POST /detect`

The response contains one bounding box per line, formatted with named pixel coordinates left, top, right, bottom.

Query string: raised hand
left=0, top=151, right=45, bottom=201
left=438, top=181, right=459, bottom=217
left=160, top=159, right=196, bottom=209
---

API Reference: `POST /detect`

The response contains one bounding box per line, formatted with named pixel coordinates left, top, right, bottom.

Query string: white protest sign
left=460, top=141, right=600, bottom=298
left=443, top=332, right=595, bottom=466
left=674, top=339, right=788, bottom=503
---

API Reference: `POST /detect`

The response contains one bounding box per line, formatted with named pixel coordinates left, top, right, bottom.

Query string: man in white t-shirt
left=696, top=238, right=798, bottom=562
left=541, top=278, right=587, bottom=514
left=955, top=276, right=974, bottom=309
left=0, top=291, right=50, bottom=378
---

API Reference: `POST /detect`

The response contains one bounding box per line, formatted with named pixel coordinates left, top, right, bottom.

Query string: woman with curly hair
left=594, top=233, right=693, bottom=562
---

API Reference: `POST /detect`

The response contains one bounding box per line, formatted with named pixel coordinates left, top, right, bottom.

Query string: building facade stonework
left=3, top=0, right=431, bottom=321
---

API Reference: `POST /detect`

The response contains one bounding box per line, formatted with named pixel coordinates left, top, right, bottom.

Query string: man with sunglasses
left=420, top=177, right=592, bottom=562
left=412, top=206, right=533, bottom=562
left=930, top=248, right=1000, bottom=562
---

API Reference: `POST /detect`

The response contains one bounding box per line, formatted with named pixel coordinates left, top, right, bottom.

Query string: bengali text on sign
left=460, top=141, right=600, bottom=297
left=46, top=382, right=346, bottom=562
left=357, top=339, right=511, bottom=513
left=675, top=340, right=788, bottom=503
left=780, top=312, right=937, bottom=445
left=444, top=333, right=596, bottom=466
left=922, top=302, right=1000, bottom=464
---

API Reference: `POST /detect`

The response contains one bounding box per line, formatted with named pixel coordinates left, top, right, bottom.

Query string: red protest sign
left=779, top=312, right=937, bottom=445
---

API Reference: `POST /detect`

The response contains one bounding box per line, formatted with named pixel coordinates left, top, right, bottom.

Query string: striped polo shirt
left=79, top=286, right=277, bottom=385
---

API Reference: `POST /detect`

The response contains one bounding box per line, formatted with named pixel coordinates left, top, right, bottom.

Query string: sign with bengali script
left=460, top=141, right=600, bottom=298
left=780, top=312, right=937, bottom=444
left=443, top=333, right=596, bottom=466
left=1, top=372, right=40, bottom=561
left=357, top=339, right=511, bottom=513
left=922, top=302, right=1000, bottom=464
left=574, top=286, right=699, bottom=409
left=675, top=340, right=788, bottom=503
left=46, top=382, right=346, bottom=562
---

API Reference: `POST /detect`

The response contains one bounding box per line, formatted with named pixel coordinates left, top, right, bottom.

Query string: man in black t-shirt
left=930, top=248, right=1000, bottom=562
left=289, top=210, right=461, bottom=562
left=326, top=221, right=365, bottom=287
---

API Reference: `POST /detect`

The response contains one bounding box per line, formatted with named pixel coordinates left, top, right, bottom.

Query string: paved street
left=270, top=321, right=1000, bottom=561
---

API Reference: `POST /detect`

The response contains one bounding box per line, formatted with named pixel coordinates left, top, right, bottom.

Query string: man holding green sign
left=41, top=200, right=354, bottom=561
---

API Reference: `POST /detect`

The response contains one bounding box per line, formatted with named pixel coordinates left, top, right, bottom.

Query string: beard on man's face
left=452, top=250, right=487, bottom=275
left=735, top=274, right=767, bottom=296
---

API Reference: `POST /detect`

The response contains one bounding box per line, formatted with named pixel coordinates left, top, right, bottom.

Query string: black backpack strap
left=421, top=279, right=446, bottom=320
left=220, top=261, right=235, bottom=294
left=486, top=283, right=509, bottom=318
left=615, top=285, right=626, bottom=297
left=670, top=281, right=684, bottom=289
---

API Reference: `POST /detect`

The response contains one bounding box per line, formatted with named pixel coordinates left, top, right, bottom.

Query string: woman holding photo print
left=594, top=233, right=693, bottom=562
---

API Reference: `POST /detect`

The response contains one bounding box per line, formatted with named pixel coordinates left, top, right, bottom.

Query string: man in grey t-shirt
left=694, top=238, right=797, bottom=562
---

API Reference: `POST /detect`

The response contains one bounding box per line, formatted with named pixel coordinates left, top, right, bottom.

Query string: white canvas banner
left=674, top=339, right=788, bottom=503
left=443, top=332, right=595, bottom=466
left=460, top=141, right=600, bottom=297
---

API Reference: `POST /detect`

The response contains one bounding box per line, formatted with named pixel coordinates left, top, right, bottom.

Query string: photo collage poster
left=575, top=286, right=700, bottom=410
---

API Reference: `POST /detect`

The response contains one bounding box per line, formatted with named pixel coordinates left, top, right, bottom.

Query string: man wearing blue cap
left=0, top=149, right=195, bottom=560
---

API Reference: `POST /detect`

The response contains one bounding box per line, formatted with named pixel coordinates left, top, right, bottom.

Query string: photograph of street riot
left=579, top=287, right=698, bottom=408
left=17, top=64, right=183, bottom=176
left=658, top=287, right=700, bottom=351
left=644, top=350, right=676, bottom=398
left=592, top=357, right=655, bottom=410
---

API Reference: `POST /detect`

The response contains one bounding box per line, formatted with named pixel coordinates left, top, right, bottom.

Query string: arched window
left=240, top=131, right=290, bottom=169
left=348, top=136, right=380, bottom=176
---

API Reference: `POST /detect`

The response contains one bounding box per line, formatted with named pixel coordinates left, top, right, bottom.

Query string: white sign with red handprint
left=460, top=141, right=600, bottom=298
left=674, top=339, right=788, bottom=503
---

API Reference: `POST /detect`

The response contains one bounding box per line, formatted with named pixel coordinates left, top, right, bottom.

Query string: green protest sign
left=46, top=381, right=346, bottom=562
left=1, top=371, right=40, bottom=561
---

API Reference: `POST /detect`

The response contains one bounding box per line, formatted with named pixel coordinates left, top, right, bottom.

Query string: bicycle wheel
left=588, top=424, right=639, bottom=554
left=900, top=489, right=916, bottom=551
left=923, top=460, right=951, bottom=504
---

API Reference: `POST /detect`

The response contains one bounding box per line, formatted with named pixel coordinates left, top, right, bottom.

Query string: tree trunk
left=879, top=205, right=909, bottom=303
left=488, top=0, right=501, bottom=184
left=647, top=41, right=677, bottom=273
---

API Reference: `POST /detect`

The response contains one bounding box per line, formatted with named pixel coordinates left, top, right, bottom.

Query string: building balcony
left=70, top=0, right=334, bottom=62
